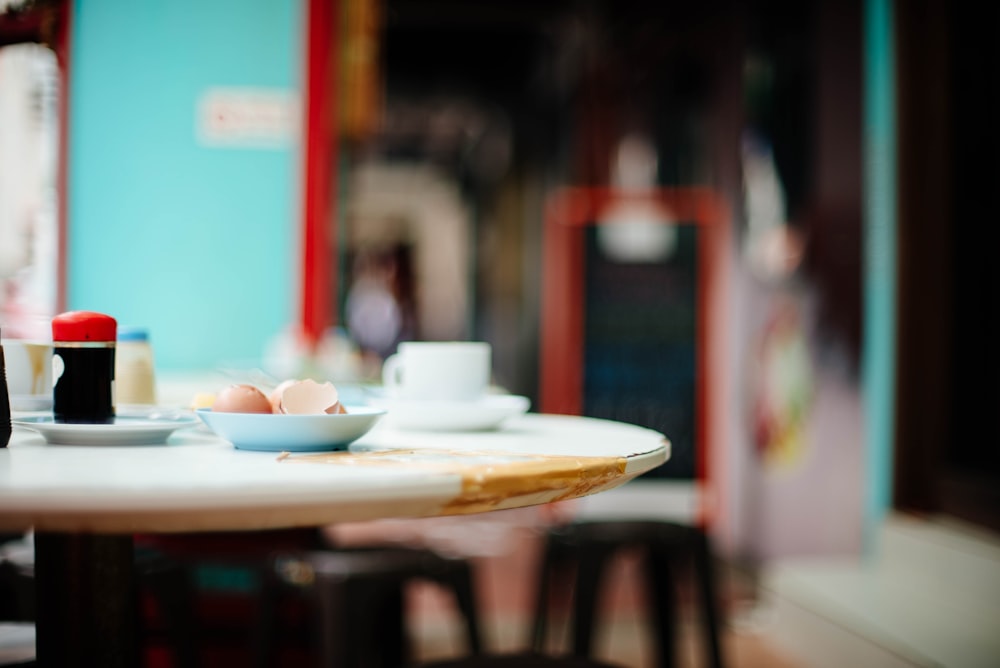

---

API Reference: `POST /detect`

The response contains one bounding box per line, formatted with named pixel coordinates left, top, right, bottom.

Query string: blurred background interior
left=2, top=0, right=998, bottom=666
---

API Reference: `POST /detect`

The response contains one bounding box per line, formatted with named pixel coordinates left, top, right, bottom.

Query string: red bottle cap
left=52, top=311, right=117, bottom=342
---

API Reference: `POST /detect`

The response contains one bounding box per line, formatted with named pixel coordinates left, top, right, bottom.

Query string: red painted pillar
left=301, top=0, right=339, bottom=348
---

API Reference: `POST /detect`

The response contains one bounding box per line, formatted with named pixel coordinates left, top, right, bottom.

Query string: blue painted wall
left=68, top=0, right=301, bottom=370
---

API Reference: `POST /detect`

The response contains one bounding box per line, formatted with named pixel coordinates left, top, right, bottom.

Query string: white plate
left=367, top=394, right=531, bottom=432
left=196, top=406, right=385, bottom=452
left=13, top=411, right=200, bottom=446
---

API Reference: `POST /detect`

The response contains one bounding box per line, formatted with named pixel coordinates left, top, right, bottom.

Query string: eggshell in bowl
left=268, top=379, right=297, bottom=413
left=277, top=379, right=341, bottom=415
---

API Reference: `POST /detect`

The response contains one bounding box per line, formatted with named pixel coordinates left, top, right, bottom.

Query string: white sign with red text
left=197, top=87, right=299, bottom=148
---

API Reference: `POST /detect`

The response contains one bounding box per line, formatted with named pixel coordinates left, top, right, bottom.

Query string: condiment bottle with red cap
left=52, top=311, right=117, bottom=423
left=1, top=328, right=11, bottom=447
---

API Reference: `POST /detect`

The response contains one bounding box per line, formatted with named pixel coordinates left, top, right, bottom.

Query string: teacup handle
left=382, top=353, right=403, bottom=395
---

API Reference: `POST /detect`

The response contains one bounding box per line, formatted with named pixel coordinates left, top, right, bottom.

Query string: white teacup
left=382, top=341, right=491, bottom=401
left=2, top=338, right=53, bottom=410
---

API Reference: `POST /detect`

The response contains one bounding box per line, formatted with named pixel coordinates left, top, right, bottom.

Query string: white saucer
left=367, top=394, right=531, bottom=432
left=13, top=412, right=200, bottom=446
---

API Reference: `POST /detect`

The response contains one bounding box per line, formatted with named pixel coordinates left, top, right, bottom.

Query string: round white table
left=0, top=412, right=669, bottom=667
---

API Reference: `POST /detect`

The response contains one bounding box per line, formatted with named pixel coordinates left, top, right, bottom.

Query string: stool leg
left=375, top=582, right=408, bottom=668
left=314, top=574, right=349, bottom=668
left=140, top=561, right=201, bottom=668
left=529, top=539, right=556, bottom=652
left=447, top=562, right=483, bottom=655
left=254, top=566, right=280, bottom=668
left=692, top=530, right=725, bottom=668
left=570, top=545, right=611, bottom=659
left=647, top=545, right=678, bottom=668
left=342, top=578, right=407, bottom=668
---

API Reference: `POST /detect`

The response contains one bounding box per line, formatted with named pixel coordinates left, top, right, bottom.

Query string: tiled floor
left=759, top=514, right=1000, bottom=668
left=411, top=608, right=803, bottom=668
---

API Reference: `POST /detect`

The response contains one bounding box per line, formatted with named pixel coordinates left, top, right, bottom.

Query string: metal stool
left=258, top=546, right=483, bottom=668
left=530, top=520, right=725, bottom=668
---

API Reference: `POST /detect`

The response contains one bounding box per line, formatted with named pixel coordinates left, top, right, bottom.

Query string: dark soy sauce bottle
left=1, top=329, right=10, bottom=447
left=52, top=311, right=117, bottom=424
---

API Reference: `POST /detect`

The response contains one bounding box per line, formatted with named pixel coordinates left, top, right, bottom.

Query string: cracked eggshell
left=268, top=379, right=298, bottom=413
left=276, top=379, right=343, bottom=414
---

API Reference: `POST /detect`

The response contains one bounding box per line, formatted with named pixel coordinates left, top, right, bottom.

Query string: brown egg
left=212, top=384, right=273, bottom=414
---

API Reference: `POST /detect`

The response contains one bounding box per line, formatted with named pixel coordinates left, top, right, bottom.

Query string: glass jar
left=116, top=326, right=156, bottom=406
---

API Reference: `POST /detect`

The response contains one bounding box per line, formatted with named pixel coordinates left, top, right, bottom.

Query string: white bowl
left=196, top=407, right=385, bottom=452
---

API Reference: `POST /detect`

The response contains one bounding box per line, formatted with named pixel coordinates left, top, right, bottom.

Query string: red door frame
left=55, top=4, right=71, bottom=314
left=299, top=0, right=339, bottom=348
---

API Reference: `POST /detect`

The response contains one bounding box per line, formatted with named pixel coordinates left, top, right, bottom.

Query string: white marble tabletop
left=0, top=412, right=669, bottom=534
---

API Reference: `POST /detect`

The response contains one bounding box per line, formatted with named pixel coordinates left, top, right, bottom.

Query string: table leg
left=34, top=533, right=138, bottom=668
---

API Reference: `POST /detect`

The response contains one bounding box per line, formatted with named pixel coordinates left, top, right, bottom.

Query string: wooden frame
left=539, top=185, right=730, bottom=523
